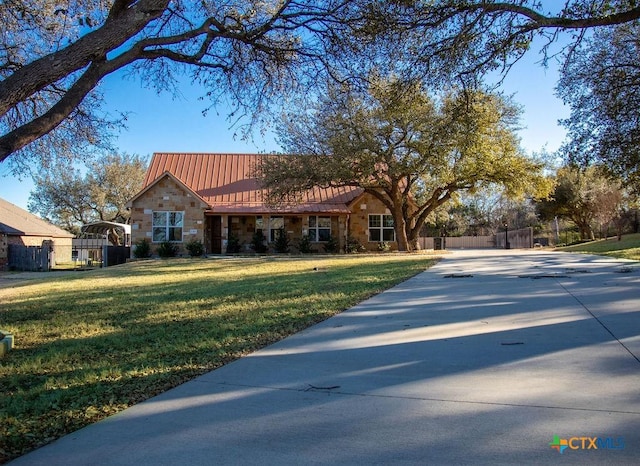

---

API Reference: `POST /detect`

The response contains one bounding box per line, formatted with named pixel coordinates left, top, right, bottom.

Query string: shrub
left=274, top=227, right=290, bottom=253
left=345, top=236, right=365, bottom=254
left=226, top=233, right=243, bottom=254
left=323, top=234, right=340, bottom=253
left=157, top=241, right=179, bottom=258
left=377, top=241, right=391, bottom=252
left=133, top=238, right=151, bottom=258
left=251, top=230, right=268, bottom=253
left=297, top=235, right=313, bottom=254
left=185, top=239, right=205, bottom=257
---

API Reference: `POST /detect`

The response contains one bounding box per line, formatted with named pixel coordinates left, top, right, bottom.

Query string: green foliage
left=558, top=233, right=640, bottom=261
left=297, top=234, right=313, bottom=254
left=377, top=241, right=391, bottom=252
left=344, top=236, right=365, bottom=254
left=0, top=256, right=436, bottom=462
left=156, top=241, right=179, bottom=258
left=226, top=233, right=243, bottom=254
left=273, top=227, right=290, bottom=253
left=261, top=77, right=549, bottom=251
left=133, top=238, right=151, bottom=259
left=557, top=23, right=640, bottom=190
left=536, top=165, right=627, bottom=241
left=323, top=234, right=340, bottom=253
left=28, top=153, right=147, bottom=235
left=251, top=231, right=268, bottom=253
left=185, top=239, right=205, bottom=257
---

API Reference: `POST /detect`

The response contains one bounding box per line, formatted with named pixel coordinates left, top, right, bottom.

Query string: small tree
left=226, top=233, right=243, bottom=254
left=273, top=228, right=290, bottom=253
left=157, top=241, right=178, bottom=258
left=297, top=235, right=313, bottom=254
left=323, top=235, right=340, bottom=254
left=251, top=231, right=268, bottom=254
left=133, top=238, right=151, bottom=259
left=185, top=239, right=205, bottom=257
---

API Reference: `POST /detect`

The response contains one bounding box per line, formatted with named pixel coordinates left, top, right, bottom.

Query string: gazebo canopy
left=80, top=221, right=131, bottom=246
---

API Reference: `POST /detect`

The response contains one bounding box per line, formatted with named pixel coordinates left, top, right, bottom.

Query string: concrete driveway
left=9, top=249, right=640, bottom=465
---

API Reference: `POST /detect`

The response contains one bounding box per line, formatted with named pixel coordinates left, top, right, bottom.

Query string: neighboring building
left=128, top=153, right=399, bottom=255
left=0, top=197, right=74, bottom=269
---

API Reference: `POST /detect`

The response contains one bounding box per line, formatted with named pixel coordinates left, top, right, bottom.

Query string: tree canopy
left=259, top=77, right=550, bottom=251
left=0, top=0, right=360, bottom=171
left=2, top=1, right=640, bottom=174
left=366, top=1, right=640, bottom=83
left=28, top=153, right=147, bottom=238
left=536, top=165, right=629, bottom=240
left=556, top=22, right=640, bottom=190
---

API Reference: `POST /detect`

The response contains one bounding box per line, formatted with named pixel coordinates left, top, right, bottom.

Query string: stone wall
left=348, top=193, right=397, bottom=252
left=130, top=175, right=208, bottom=256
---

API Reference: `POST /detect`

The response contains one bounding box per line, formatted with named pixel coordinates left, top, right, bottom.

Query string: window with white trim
left=368, top=214, right=395, bottom=242
left=152, top=211, right=184, bottom=242
left=269, top=216, right=284, bottom=242
left=309, top=216, right=331, bottom=242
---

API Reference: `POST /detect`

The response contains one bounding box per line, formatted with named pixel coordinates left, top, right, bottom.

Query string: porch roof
left=142, top=153, right=363, bottom=214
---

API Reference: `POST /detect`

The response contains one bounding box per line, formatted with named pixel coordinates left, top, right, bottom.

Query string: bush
left=297, top=235, right=313, bottom=254
left=377, top=241, right=391, bottom=252
left=251, top=230, right=268, bottom=253
left=226, top=233, right=243, bottom=254
left=323, top=234, right=340, bottom=253
left=274, top=227, right=290, bottom=253
left=157, top=241, right=179, bottom=258
left=344, top=236, right=365, bottom=254
left=133, top=238, right=151, bottom=258
left=185, top=239, right=204, bottom=257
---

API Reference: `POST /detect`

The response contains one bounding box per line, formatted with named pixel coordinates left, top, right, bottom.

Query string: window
left=152, top=211, right=184, bottom=242
left=369, top=214, right=395, bottom=242
left=269, top=216, right=284, bottom=242
left=255, top=216, right=264, bottom=234
left=309, top=216, right=331, bottom=242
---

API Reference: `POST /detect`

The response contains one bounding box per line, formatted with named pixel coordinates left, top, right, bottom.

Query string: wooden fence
left=8, top=243, right=52, bottom=271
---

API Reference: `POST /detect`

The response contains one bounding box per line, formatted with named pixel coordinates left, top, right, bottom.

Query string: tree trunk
left=392, top=203, right=410, bottom=252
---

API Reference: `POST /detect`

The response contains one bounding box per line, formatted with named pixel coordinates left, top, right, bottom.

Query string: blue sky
left=0, top=42, right=568, bottom=212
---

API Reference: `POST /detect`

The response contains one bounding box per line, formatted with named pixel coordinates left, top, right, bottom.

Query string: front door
left=209, top=215, right=222, bottom=254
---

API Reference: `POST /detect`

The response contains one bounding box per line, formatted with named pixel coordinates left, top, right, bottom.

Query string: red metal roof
left=143, top=153, right=363, bottom=214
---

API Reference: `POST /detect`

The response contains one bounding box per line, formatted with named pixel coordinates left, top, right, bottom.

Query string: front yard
left=0, top=254, right=436, bottom=463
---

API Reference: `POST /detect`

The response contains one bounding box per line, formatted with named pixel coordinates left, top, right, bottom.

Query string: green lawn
left=0, top=255, right=436, bottom=463
left=557, top=233, right=640, bottom=261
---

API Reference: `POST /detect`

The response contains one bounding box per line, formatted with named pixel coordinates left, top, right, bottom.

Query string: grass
left=0, top=254, right=437, bottom=463
left=557, top=232, right=640, bottom=261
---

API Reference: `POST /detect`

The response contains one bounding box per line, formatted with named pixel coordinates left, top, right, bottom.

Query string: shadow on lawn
left=0, top=257, right=435, bottom=462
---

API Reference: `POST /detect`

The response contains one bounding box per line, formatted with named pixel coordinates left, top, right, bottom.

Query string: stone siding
left=130, top=176, right=207, bottom=256
left=348, top=193, right=398, bottom=252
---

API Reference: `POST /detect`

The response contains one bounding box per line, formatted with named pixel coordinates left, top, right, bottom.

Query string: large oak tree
left=556, top=23, right=640, bottom=190
left=2, top=1, right=639, bottom=174
left=258, top=78, right=549, bottom=251
left=0, top=0, right=359, bottom=171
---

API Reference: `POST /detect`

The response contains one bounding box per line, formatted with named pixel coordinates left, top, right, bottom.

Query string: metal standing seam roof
left=0, top=197, right=74, bottom=237
left=142, top=153, right=364, bottom=214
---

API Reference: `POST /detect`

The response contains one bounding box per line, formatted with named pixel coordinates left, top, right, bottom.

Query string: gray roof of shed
left=0, top=197, right=74, bottom=238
